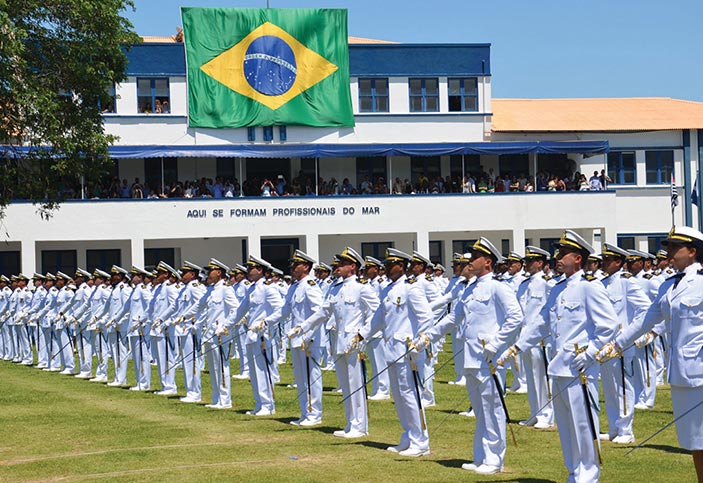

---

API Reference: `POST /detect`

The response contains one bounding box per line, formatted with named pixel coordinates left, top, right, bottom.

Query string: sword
left=78, top=326, right=86, bottom=367
left=48, top=325, right=54, bottom=363
left=340, top=344, right=414, bottom=405
left=620, top=355, right=627, bottom=416
left=359, top=351, right=369, bottom=418
left=576, top=343, right=602, bottom=466
left=138, top=324, right=145, bottom=377
left=260, top=336, right=275, bottom=398
left=49, top=334, right=74, bottom=365
left=304, top=340, right=313, bottom=413
left=408, top=339, right=426, bottom=431
left=218, top=335, right=227, bottom=390
left=116, top=328, right=121, bottom=371
left=482, top=339, right=517, bottom=447
left=192, top=332, right=198, bottom=376
left=644, top=344, right=651, bottom=388
left=540, top=340, right=551, bottom=399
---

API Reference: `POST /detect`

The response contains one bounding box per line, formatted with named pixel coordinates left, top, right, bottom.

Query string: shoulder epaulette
left=224, top=281, right=231, bottom=286
left=583, top=274, right=597, bottom=281
left=643, top=273, right=653, bottom=280
left=66, top=287, right=73, bottom=292
left=243, top=280, right=251, bottom=286
left=406, top=278, right=418, bottom=284
left=264, top=280, right=273, bottom=285
left=192, top=282, right=199, bottom=287
left=325, top=278, right=332, bottom=284
left=698, top=268, right=703, bottom=275
left=521, top=276, right=531, bottom=284
left=358, top=278, right=369, bottom=284
left=621, top=272, right=633, bottom=278
left=425, top=274, right=434, bottom=281
left=307, top=279, right=317, bottom=286
left=493, top=275, right=502, bottom=281
left=119, top=283, right=125, bottom=289
left=542, top=275, right=552, bottom=281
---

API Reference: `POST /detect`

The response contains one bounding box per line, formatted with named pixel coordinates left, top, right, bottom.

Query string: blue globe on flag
left=243, top=35, right=297, bottom=96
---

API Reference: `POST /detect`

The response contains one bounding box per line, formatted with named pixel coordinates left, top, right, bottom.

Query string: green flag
left=181, top=7, right=354, bottom=128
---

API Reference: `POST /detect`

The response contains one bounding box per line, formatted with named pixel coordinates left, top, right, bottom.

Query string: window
left=261, top=238, right=299, bottom=275
left=448, top=78, right=478, bottom=112
left=452, top=240, right=476, bottom=255
left=429, top=241, right=443, bottom=265
left=263, top=126, right=274, bottom=142
left=501, top=239, right=510, bottom=257
left=648, top=235, right=666, bottom=254
left=449, top=154, right=482, bottom=179
left=617, top=236, right=635, bottom=251
left=361, top=242, right=393, bottom=260
left=608, top=152, right=636, bottom=185
left=356, top=157, right=387, bottom=192
left=539, top=238, right=559, bottom=254
left=279, top=126, right=287, bottom=141
left=144, top=157, right=178, bottom=195
left=137, top=78, right=170, bottom=113
left=41, top=250, right=77, bottom=275
left=99, top=84, right=117, bottom=113
left=247, top=127, right=256, bottom=142
left=645, top=151, right=674, bottom=185
left=411, top=156, right=441, bottom=188
left=499, top=154, right=529, bottom=178
left=216, top=158, right=237, bottom=180
left=358, top=78, right=389, bottom=113
left=409, top=78, right=439, bottom=112
left=0, top=251, right=21, bottom=275
left=86, top=249, right=121, bottom=273
left=145, top=248, right=175, bottom=270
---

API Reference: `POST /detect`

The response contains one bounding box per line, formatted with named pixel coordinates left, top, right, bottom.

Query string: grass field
left=0, top=344, right=693, bottom=483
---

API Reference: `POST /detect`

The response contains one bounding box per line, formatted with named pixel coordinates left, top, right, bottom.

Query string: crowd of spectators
left=52, top=168, right=612, bottom=200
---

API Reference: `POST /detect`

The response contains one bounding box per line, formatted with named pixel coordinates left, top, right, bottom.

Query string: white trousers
left=601, top=356, right=634, bottom=437
left=57, top=327, right=75, bottom=371
left=207, top=339, right=232, bottom=406
left=130, top=334, right=151, bottom=389
left=552, top=374, right=601, bottom=483
left=92, top=330, right=109, bottom=378
left=450, top=328, right=466, bottom=381
left=108, top=331, right=129, bottom=384
left=36, top=326, right=48, bottom=366
left=633, top=346, right=656, bottom=407
left=42, top=327, right=60, bottom=369
left=0, top=323, right=13, bottom=359
left=389, top=356, right=429, bottom=451
left=336, top=351, right=368, bottom=433
left=16, top=324, right=31, bottom=363
left=367, top=337, right=390, bottom=396
left=291, top=346, right=323, bottom=421
left=465, top=367, right=506, bottom=468
left=180, top=333, right=202, bottom=400
left=155, top=335, right=177, bottom=392
left=76, top=329, right=93, bottom=374
left=246, top=339, right=275, bottom=412
left=523, top=346, right=554, bottom=425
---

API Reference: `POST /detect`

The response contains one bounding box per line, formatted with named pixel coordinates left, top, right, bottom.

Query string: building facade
left=1, top=38, right=702, bottom=275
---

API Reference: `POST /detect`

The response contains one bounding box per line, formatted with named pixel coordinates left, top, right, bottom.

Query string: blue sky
left=125, top=1, right=703, bottom=100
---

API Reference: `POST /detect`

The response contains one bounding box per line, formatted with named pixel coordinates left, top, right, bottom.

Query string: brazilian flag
left=181, top=8, right=354, bottom=128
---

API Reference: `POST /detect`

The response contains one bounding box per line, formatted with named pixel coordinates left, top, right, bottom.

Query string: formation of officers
left=1, top=225, right=703, bottom=482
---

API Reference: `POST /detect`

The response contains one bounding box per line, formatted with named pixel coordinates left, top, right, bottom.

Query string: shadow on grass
left=619, top=443, right=691, bottom=456
left=475, top=479, right=557, bottom=483
left=353, top=440, right=392, bottom=450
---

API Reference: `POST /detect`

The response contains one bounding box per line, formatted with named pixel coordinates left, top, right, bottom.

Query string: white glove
left=412, top=334, right=430, bottom=352
left=635, top=332, right=656, bottom=348
left=497, top=345, right=520, bottom=367
left=252, top=320, right=266, bottom=333
left=482, top=341, right=498, bottom=363
left=346, top=334, right=364, bottom=353
left=595, top=341, right=623, bottom=362
left=215, top=324, right=227, bottom=337
left=188, top=324, right=197, bottom=335
left=287, top=326, right=303, bottom=339
left=571, top=351, right=592, bottom=372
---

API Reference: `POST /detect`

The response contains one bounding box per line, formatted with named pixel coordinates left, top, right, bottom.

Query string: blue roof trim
left=124, top=43, right=490, bottom=77
left=102, top=141, right=607, bottom=159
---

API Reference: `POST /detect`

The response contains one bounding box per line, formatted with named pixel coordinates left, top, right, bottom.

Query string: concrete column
left=443, top=236, right=455, bottom=266
left=248, top=233, right=261, bottom=258
left=130, top=238, right=144, bottom=269
left=684, top=130, right=693, bottom=227
left=415, top=230, right=430, bottom=257
left=304, top=233, right=320, bottom=262
left=20, top=239, right=36, bottom=275
left=511, top=227, right=526, bottom=256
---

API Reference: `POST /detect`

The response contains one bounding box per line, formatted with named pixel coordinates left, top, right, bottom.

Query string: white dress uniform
left=149, top=275, right=180, bottom=393
left=231, top=277, right=251, bottom=378
left=103, top=276, right=132, bottom=386
left=360, top=269, right=434, bottom=455
left=423, top=270, right=523, bottom=471
left=611, top=257, right=703, bottom=450
left=54, top=281, right=77, bottom=373
left=114, top=275, right=153, bottom=389
left=67, top=279, right=96, bottom=377
left=229, top=273, right=284, bottom=415
left=5, top=284, right=22, bottom=361
left=36, top=284, right=61, bottom=370
left=0, top=281, right=12, bottom=360
left=414, top=271, right=442, bottom=407
left=84, top=279, right=111, bottom=381
left=519, top=263, right=619, bottom=483
left=27, top=283, right=48, bottom=367
left=182, top=272, right=240, bottom=408
left=365, top=270, right=391, bottom=399
left=632, top=269, right=662, bottom=408
left=169, top=273, right=206, bottom=401
left=515, top=272, right=553, bottom=427
left=301, top=268, right=380, bottom=437
left=268, top=272, right=325, bottom=424
left=599, top=266, right=650, bottom=441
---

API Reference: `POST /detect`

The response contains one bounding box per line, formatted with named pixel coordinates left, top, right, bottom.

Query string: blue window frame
left=41, top=250, right=77, bottom=275
left=137, top=78, right=170, bottom=113
left=645, top=150, right=674, bottom=185
left=409, top=78, right=439, bottom=112
left=263, top=126, right=274, bottom=142
left=607, top=151, right=636, bottom=185
left=448, top=78, right=478, bottom=112
left=86, top=249, right=121, bottom=273
left=452, top=240, right=477, bottom=255
left=247, top=127, right=256, bottom=142
left=358, top=78, right=389, bottom=113
left=361, top=242, right=394, bottom=260
left=617, top=236, right=635, bottom=251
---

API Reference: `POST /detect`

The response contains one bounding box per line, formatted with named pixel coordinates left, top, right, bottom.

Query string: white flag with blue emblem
left=671, top=173, right=679, bottom=209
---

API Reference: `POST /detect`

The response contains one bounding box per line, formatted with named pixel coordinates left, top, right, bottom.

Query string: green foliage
left=0, top=0, right=140, bottom=218
left=0, top=344, right=694, bottom=482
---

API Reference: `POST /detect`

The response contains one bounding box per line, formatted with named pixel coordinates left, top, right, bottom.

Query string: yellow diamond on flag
left=201, top=22, right=339, bottom=111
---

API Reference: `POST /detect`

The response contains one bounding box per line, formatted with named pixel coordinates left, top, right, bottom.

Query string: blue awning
left=106, top=140, right=609, bottom=159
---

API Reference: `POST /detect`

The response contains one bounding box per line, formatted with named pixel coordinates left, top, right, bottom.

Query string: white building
left=2, top=37, right=702, bottom=275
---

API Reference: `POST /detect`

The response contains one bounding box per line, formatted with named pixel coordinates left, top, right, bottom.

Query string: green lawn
left=0, top=345, right=693, bottom=482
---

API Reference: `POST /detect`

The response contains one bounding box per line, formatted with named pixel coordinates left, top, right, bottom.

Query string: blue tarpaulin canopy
left=105, top=140, right=609, bottom=159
